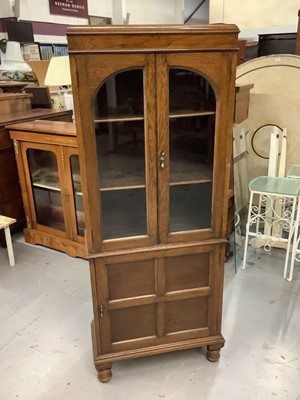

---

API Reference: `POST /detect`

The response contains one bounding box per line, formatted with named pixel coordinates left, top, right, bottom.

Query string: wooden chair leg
left=4, top=226, right=15, bottom=266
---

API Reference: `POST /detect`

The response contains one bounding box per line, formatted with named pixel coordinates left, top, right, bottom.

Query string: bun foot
left=97, top=363, right=112, bottom=383
left=206, top=343, right=223, bottom=362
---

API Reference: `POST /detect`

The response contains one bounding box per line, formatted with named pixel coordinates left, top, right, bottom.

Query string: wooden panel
left=67, top=24, right=239, bottom=54
left=0, top=109, right=72, bottom=126
left=165, top=253, right=210, bottom=292
left=8, top=120, right=76, bottom=137
left=0, top=147, right=17, bottom=172
left=110, top=304, right=156, bottom=342
left=0, top=93, right=32, bottom=114
left=27, top=60, right=50, bottom=86
left=0, top=170, right=19, bottom=201
left=107, top=259, right=155, bottom=300
left=94, top=243, right=223, bottom=353
left=0, top=196, right=24, bottom=221
left=0, top=128, right=12, bottom=149
left=297, top=10, right=300, bottom=56
left=234, top=84, right=254, bottom=124
left=165, top=297, right=208, bottom=334
left=24, top=86, right=52, bottom=109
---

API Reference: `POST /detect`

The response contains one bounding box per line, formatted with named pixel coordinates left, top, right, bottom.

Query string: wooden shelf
left=96, top=156, right=212, bottom=191
left=169, top=110, right=215, bottom=119
left=94, top=109, right=215, bottom=124
left=33, top=183, right=61, bottom=192
left=94, top=115, right=144, bottom=123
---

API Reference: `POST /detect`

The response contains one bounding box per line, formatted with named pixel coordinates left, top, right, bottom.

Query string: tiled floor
left=0, top=234, right=299, bottom=400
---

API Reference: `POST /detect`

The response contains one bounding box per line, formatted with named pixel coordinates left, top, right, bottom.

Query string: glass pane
left=70, top=155, right=85, bottom=237
left=94, top=69, right=147, bottom=240
left=94, top=69, right=144, bottom=119
left=169, top=69, right=216, bottom=232
left=101, top=189, right=147, bottom=239
left=169, top=69, right=215, bottom=113
left=27, top=148, right=65, bottom=231
left=170, top=183, right=212, bottom=232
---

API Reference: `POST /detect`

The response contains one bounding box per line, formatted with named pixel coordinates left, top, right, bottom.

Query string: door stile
left=144, top=54, right=159, bottom=246
left=156, top=54, right=170, bottom=244
left=155, top=257, right=166, bottom=337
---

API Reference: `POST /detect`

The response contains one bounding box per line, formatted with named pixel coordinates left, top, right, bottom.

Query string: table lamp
left=0, top=41, right=32, bottom=72
left=44, top=55, right=73, bottom=110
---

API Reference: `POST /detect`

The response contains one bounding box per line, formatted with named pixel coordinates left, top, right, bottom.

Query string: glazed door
left=157, top=53, right=233, bottom=243
left=21, top=142, right=69, bottom=237
left=74, top=54, right=157, bottom=253
left=63, top=147, right=85, bottom=242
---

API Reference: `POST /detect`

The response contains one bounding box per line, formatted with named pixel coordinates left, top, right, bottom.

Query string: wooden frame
left=296, top=10, right=300, bottom=55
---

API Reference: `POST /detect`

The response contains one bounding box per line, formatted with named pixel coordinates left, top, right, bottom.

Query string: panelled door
left=93, top=242, right=225, bottom=355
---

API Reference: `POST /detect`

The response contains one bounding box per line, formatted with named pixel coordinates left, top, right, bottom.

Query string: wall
left=184, top=0, right=209, bottom=24
left=0, top=0, right=183, bottom=42
left=210, top=0, right=299, bottom=39
left=124, top=0, right=183, bottom=24
left=16, top=0, right=183, bottom=25
left=1, top=0, right=299, bottom=43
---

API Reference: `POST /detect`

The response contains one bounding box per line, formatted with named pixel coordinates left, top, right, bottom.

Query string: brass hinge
left=26, top=216, right=32, bottom=229
left=65, top=188, right=70, bottom=203
left=13, top=140, right=19, bottom=155
left=99, top=303, right=105, bottom=318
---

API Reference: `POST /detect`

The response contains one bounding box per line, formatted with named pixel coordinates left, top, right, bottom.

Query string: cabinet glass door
left=156, top=52, right=227, bottom=243
left=69, top=154, right=85, bottom=237
left=27, top=148, right=65, bottom=231
left=168, top=68, right=215, bottom=232
left=94, top=69, right=149, bottom=240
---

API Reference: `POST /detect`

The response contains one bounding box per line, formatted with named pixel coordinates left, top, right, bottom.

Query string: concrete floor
left=0, top=234, right=300, bottom=400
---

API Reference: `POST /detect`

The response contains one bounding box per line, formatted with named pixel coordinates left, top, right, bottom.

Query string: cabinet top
left=67, top=24, right=239, bottom=54
left=6, top=120, right=76, bottom=137
left=0, top=109, right=72, bottom=127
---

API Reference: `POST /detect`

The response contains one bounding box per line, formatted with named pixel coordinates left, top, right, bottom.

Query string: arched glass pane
left=94, top=69, right=147, bottom=240
left=168, top=68, right=216, bottom=232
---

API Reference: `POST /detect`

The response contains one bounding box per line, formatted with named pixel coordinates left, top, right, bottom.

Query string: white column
left=174, top=0, right=184, bottom=24
left=113, top=0, right=126, bottom=24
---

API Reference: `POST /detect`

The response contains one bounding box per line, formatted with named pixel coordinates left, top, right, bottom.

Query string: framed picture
left=88, top=15, right=113, bottom=25
left=21, top=43, right=41, bottom=61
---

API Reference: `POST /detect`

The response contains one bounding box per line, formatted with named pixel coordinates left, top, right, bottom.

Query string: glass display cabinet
left=67, top=24, right=239, bottom=382
left=9, top=120, right=85, bottom=258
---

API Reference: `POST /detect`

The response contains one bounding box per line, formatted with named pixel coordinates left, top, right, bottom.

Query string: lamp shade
left=0, top=41, right=32, bottom=72
left=44, top=55, right=71, bottom=86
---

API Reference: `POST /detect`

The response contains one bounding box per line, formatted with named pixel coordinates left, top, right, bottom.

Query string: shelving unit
left=38, top=43, right=68, bottom=60
left=67, top=24, right=238, bottom=382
